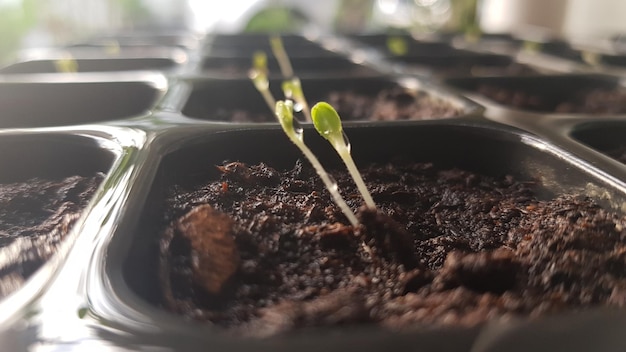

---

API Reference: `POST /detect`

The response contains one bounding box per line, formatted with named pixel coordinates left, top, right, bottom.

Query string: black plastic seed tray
left=445, top=74, right=625, bottom=114
left=0, top=57, right=180, bottom=74
left=179, top=75, right=477, bottom=123
left=201, top=55, right=381, bottom=77
left=0, top=73, right=166, bottom=128
left=2, top=32, right=626, bottom=352
left=390, top=50, right=539, bottom=78
left=67, top=31, right=200, bottom=49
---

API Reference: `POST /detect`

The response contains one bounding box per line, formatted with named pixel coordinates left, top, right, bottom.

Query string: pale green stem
left=250, top=69, right=276, bottom=112
left=283, top=78, right=312, bottom=122
left=292, top=137, right=359, bottom=227
left=311, top=102, right=376, bottom=209
left=335, top=143, right=376, bottom=209
left=276, top=101, right=359, bottom=227
left=270, top=35, right=294, bottom=78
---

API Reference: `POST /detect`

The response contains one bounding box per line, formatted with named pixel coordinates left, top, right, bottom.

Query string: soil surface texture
left=159, top=161, right=626, bottom=337
left=476, top=84, right=626, bottom=114
left=0, top=174, right=103, bottom=298
left=207, top=87, right=462, bottom=123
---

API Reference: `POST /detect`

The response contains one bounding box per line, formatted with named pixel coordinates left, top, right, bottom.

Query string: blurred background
left=2, top=0, right=626, bottom=64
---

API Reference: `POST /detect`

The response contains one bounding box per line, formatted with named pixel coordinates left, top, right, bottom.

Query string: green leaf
left=387, top=36, right=408, bottom=56
left=252, top=51, right=268, bottom=72
left=311, top=102, right=342, bottom=139
left=77, top=307, right=89, bottom=319
left=275, top=100, right=296, bottom=136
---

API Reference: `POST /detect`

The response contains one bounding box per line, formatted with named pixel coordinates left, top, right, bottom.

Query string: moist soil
left=159, top=160, right=626, bottom=337
left=207, top=87, right=463, bottom=123
left=476, top=84, right=626, bottom=113
left=0, top=174, right=103, bottom=298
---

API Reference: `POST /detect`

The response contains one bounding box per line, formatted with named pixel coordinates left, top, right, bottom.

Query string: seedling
left=281, top=77, right=311, bottom=121
left=582, top=50, right=602, bottom=67
left=103, top=39, right=121, bottom=56
left=248, top=51, right=276, bottom=112
left=269, top=34, right=294, bottom=77
left=270, top=35, right=312, bottom=122
left=311, top=102, right=376, bottom=209
left=249, top=35, right=375, bottom=226
left=387, top=36, right=408, bottom=56
left=54, top=54, right=78, bottom=73
left=522, top=40, right=542, bottom=54
left=275, top=100, right=359, bottom=227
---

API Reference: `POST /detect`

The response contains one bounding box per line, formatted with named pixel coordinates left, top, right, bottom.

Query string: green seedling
left=463, top=25, right=482, bottom=44
left=54, top=55, right=78, bottom=73
left=275, top=100, right=359, bottom=227
left=582, top=50, right=602, bottom=67
left=281, top=77, right=311, bottom=122
left=248, top=51, right=276, bottom=112
left=311, top=102, right=376, bottom=209
left=270, top=34, right=294, bottom=77
left=270, top=35, right=312, bottom=122
left=249, top=35, right=375, bottom=227
left=522, top=40, right=542, bottom=54
left=387, top=36, right=408, bottom=56
left=103, top=39, right=121, bottom=56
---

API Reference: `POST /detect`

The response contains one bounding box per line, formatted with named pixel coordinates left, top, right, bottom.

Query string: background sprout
left=522, top=40, right=542, bottom=54
left=253, top=50, right=268, bottom=75
left=269, top=34, right=294, bottom=77
left=271, top=35, right=311, bottom=122
left=311, top=102, right=376, bottom=209
left=54, top=55, right=78, bottom=73
left=386, top=36, right=408, bottom=56
left=282, top=77, right=312, bottom=122
left=275, top=100, right=359, bottom=227
left=582, top=50, right=602, bottom=67
left=248, top=51, right=276, bottom=112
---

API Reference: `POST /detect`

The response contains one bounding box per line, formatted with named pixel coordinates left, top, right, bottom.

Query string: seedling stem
left=270, top=35, right=294, bottom=77
left=248, top=51, right=276, bottom=112
left=275, top=100, right=359, bottom=227
left=270, top=35, right=312, bottom=122
left=311, top=102, right=376, bottom=209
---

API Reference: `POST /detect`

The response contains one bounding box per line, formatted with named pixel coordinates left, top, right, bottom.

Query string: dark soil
left=159, top=160, right=626, bottom=337
left=476, top=84, right=626, bottom=113
left=209, top=87, right=463, bottom=123
left=0, top=174, right=103, bottom=298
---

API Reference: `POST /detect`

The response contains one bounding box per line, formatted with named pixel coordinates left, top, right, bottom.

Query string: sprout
left=253, top=50, right=269, bottom=75
left=270, top=34, right=294, bottom=77
left=582, top=51, right=602, bottom=67
left=387, top=36, right=408, bottom=56
left=54, top=55, right=78, bottom=73
left=103, top=40, right=121, bottom=56
left=275, top=100, right=359, bottom=227
left=522, top=40, right=542, bottom=54
left=311, top=102, right=376, bottom=209
left=281, top=77, right=312, bottom=122
left=248, top=35, right=370, bottom=227
left=271, top=35, right=312, bottom=122
left=248, top=51, right=276, bottom=112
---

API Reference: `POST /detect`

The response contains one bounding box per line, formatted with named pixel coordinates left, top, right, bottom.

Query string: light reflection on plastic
left=377, top=0, right=399, bottom=15
left=521, top=134, right=626, bottom=204
left=188, top=0, right=261, bottom=31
